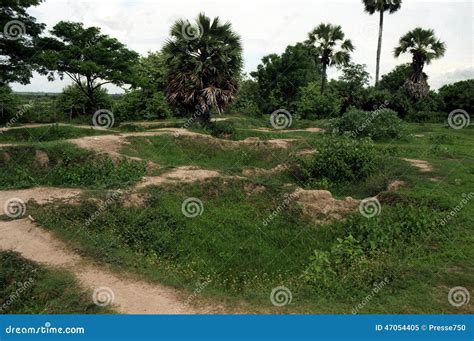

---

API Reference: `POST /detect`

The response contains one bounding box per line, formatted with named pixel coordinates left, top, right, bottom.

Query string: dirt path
left=0, top=219, right=219, bottom=314
left=1, top=187, right=82, bottom=213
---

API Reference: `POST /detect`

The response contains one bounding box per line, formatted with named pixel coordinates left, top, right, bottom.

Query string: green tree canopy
left=251, top=43, right=319, bottom=114
left=0, top=0, right=45, bottom=85
left=163, top=13, right=243, bottom=125
left=37, top=21, right=139, bottom=113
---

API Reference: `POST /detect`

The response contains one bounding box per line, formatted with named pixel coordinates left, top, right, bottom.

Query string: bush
left=406, top=110, right=446, bottom=123
left=207, top=121, right=236, bottom=139
left=114, top=89, right=172, bottom=121
left=229, top=78, right=261, bottom=116
left=0, top=85, right=19, bottom=124
left=295, top=82, right=342, bottom=118
left=331, top=108, right=404, bottom=140
left=293, top=137, right=378, bottom=183
left=304, top=205, right=441, bottom=296
left=56, top=84, right=113, bottom=118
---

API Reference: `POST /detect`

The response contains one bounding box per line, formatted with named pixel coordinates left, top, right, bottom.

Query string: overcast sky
left=11, top=0, right=474, bottom=93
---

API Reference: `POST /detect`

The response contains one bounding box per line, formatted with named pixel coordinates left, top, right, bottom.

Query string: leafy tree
left=116, top=52, right=172, bottom=120
left=229, top=75, right=261, bottom=115
left=163, top=13, right=243, bottom=125
left=438, top=79, right=474, bottom=114
left=251, top=43, right=319, bottom=114
left=394, top=27, right=446, bottom=98
left=0, top=85, right=19, bottom=123
left=362, top=0, right=402, bottom=85
left=295, top=82, right=341, bottom=119
left=306, top=23, right=354, bottom=94
left=332, top=63, right=370, bottom=112
left=0, top=0, right=45, bottom=85
left=377, top=64, right=412, bottom=92
left=37, top=21, right=139, bottom=114
left=56, top=83, right=113, bottom=118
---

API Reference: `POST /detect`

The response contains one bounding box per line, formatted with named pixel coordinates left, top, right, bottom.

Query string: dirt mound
left=34, top=150, right=49, bottom=168
left=242, top=164, right=288, bottom=177
left=387, top=180, right=407, bottom=191
left=249, top=127, right=325, bottom=133
left=402, top=158, right=433, bottom=172
left=136, top=166, right=220, bottom=189
left=0, top=219, right=217, bottom=314
left=292, top=188, right=359, bottom=225
left=295, top=149, right=317, bottom=156
left=0, top=187, right=82, bottom=214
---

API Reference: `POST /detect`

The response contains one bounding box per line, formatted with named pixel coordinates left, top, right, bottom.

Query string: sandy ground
left=401, top=158, right=434, bottom=172
left=1, top=187, right=82, bottom=213
left=292, top=189, right=360, bottom=225
left=136, top=166, right=221, bottom=189
left=0, top=219, right=219, bottom=314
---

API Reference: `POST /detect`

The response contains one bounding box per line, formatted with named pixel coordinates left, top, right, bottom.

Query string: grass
left=121, top=134, right=310, bottom=174
left=0, top=251, right=110, bottom=314
left=0, top=124, right=113, bottom=143
left=0, top=143, right=146, bottom=190
left=3, top=116, right=473, bottom=313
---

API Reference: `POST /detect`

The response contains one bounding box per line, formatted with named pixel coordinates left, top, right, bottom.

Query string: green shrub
left=406, top=110, right=446, bottom=123
left=295, top=82, right=342, bottom=118
left=331, top=108, right=403, bottom=140
left=56, top=84, right=113, bottom=118
left=207, top=121, right=236, bottom=139
left=293, top=137, right=378, bottom=183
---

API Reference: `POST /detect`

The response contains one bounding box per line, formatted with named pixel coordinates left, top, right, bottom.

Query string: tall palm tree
left=163, top=13, right=243, bottom=125
left=362, top=0, right=402, bottom=85
left=306, top=23, right=354, bottom=94
left=394, top=27, right=446, bottom=97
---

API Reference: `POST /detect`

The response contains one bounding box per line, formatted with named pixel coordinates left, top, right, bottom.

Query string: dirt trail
left=0, top=219, right=218, bottom=314
left=401, top=158, right=434, bottom=172
left=1, top=187, right=82, bottom=212
left=246, top=127, right=325, bottom=133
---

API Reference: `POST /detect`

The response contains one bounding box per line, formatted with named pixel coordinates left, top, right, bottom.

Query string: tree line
left=0, top=0, right=472, bottom=126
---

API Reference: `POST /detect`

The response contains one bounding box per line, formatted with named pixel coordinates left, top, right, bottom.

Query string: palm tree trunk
left=321, top=63, right=327, bottom=94
left=375, top=10, right=384, bottom=86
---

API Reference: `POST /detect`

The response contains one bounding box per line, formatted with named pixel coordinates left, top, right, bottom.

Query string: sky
left=11, top=0, right=474, bottom=93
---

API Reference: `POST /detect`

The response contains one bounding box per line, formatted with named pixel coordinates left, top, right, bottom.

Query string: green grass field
left=0, top=117, right=470, bottom=314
